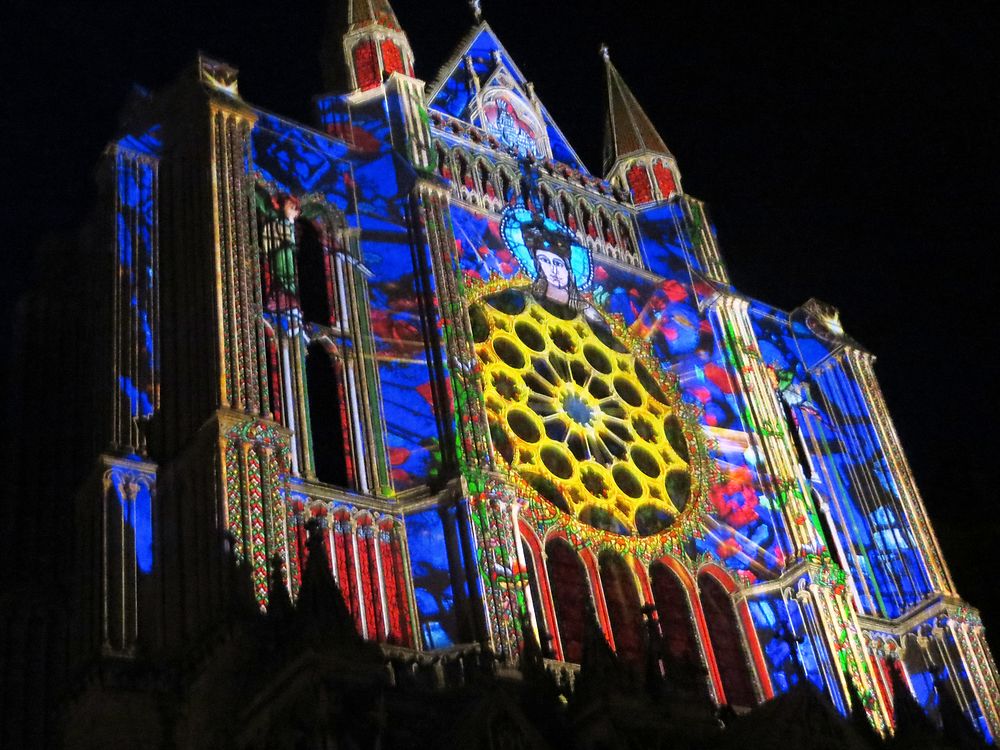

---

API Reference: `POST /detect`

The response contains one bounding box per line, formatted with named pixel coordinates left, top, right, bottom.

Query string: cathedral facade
left=3, top=0, right=998, bottom=746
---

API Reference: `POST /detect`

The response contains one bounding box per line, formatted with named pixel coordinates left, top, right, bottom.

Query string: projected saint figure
left=501, top=204, right=592, bottom=311
left=477, top=205, right=694, bottom=538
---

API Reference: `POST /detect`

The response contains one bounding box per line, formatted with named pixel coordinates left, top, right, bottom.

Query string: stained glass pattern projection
left=473, top=288, right=695, bottom=536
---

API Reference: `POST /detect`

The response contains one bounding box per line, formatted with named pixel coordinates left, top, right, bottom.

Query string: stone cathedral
left=2, top=1, right=998, bottom=747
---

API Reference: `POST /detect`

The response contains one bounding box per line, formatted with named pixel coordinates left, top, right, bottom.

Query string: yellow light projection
left=472, top=290, right=694, bottom=537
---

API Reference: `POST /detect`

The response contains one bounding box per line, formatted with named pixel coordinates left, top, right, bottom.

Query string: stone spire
left=347, top=0, right=402, bottom=30
left=601, top=46, right=682, bottom=206
left=323, top=0, right=414, bottom=92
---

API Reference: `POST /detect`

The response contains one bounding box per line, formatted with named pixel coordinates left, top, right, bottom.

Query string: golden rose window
left=471, top=289, right=694, bottom=537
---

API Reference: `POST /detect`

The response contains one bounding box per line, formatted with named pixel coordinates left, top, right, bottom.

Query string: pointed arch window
left=264, top=323, right=282, bottom=423
left=581, top=202, right=597, bottom=238
left=305, top=342, right=350, bottom=487
left=520, top=178, right=534, bottom=211
left=698, top=572, right=757, bottom=707
left=499, top=170, right=516, bottom=205
left=598, top=551, right=645, bottom=670
left=353, top=40, right=380, bottom=91
left=477, top=161, right=495, bottom=199
left=545, top=537, right=590, bottom=663
left=356, top=514, right=385, bottom=640
left=650, top=562, right=701, bottom=675
left=653, top=160, right=677, bottom=200
left=458, top=154, right=474, bottom=191
left=434, top=142, right=451, bottom=179
left=331, top=509, right=363, bottom=632
left=380, top=39, right=404, bottom=77
left=522, top=547, right=550, bottom=652
left=626, top=164, right=653, bottom=204
left=540, top=188, right=556, bottom=220
left=617, top=216, right=638, bottom=261
left=258, top=192, right=298, bottom=313
left=296, top=218, right=333, bottom=326
left=560, top=194, right=577, bottom=231
left=379, top=518, right=413, bottom=646
left=599, top=210, right=617, bottom=247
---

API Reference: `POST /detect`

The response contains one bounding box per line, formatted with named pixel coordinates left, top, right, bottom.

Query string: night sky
left=2, top=2, right=997, bottom=639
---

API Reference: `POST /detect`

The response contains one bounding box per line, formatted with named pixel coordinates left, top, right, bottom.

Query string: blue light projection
left=118, top=376, right=154, bottom=417
left=451, top=196, right=790, bottom=579
left=406, top=508, right=459, bottom=649
left=111, top=469, right=154, bottom=574
left=114, top=134, right=160, bottom=420
left=428, top=26, right=587, bottom=172
left=750, top=305, right=932, bottom=618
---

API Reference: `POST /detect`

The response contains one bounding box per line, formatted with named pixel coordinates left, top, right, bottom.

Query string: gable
left=428, top=24, right=588, bottom=173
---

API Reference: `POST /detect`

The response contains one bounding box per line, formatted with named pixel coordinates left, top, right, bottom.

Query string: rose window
left=472, top=290, right=695, bottom=537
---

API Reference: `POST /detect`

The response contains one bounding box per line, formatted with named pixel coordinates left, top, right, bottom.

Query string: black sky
left=2, top=1, right=998, bottom=637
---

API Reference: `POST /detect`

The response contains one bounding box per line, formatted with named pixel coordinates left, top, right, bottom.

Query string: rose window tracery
left=472, top=290, right=695, bottom=537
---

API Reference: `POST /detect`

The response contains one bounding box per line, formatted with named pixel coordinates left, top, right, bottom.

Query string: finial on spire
left=600, top=44, right=610, bottom=63
left=470, top=0, right=482, bottom=22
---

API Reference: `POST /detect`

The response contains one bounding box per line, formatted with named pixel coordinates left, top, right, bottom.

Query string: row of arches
left=432, top=140, right=642, bottom=266
left=537, top=185, right=641, bottom=265
left=295, top=502, right=415, bottom=647
left=520, top=526, right=770, bottom=708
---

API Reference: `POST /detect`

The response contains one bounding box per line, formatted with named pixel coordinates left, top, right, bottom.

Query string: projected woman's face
left=536, top=249, right=570, bottom=290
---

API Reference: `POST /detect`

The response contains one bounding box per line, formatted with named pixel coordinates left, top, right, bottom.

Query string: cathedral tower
left=602, top=48, right=682, bottom=205
left=323, top=0, right=415, bottom=92
left=2, top=4, right=998, bottom=747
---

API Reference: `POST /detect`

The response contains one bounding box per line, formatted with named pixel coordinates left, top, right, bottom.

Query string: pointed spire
left=641, top=603, right=667, bottom=702
left=223, top=532, right=262, bottom=622
left=572, top=599, right=632, bottom=708
left=602, top=47, right=673, bottom=175
left=347, top=0, right=401, bottom=30
left=266, top=553, right=294, bottom=623
left=601, top=47, right=681, bottom=204
left=518, top=611, right=546, bottom=675
left=322, top=0, right=414, bottom=92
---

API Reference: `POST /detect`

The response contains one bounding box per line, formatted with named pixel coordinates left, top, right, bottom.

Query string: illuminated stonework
left=8, top=6, right=1000, bottom=745
left=473, top=289, right=694, bottom=536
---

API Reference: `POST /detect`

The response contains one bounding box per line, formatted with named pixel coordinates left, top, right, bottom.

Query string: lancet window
left=353, top=40, right=380, bottom=91
left=650, top=562, right=701, bottom=672
left=256, top=188, right=383, bottom=493
left=626, top=163, right=653, bottom=204
left=598, top=550, right=645, bottom=670
left=653, top=159, right=677, bottom=199
left=698, top=571, right=757, bottom=708
left=545, top=537, right=591, bottom=663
